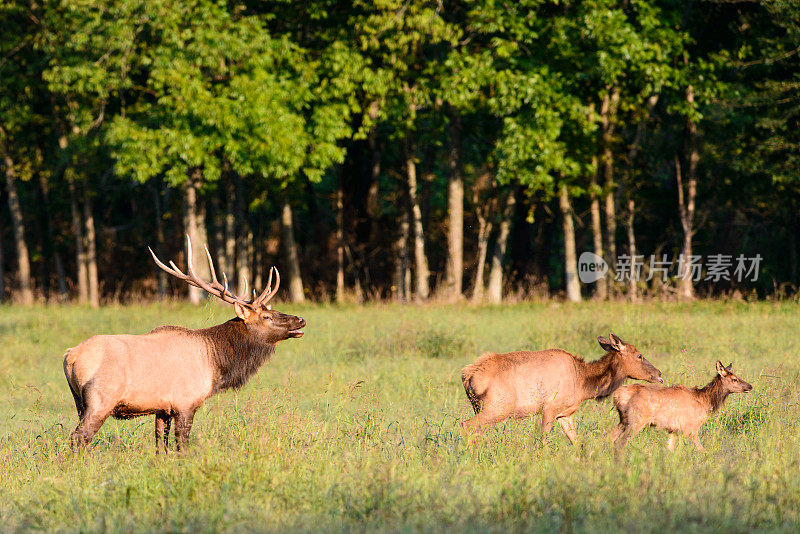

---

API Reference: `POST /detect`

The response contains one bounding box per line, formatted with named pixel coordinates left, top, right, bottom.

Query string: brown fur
left=609, top=361, right=753, bottom=452
left=461, top=333, right=663, bottom=444
left=63, top=305, right=305, bottom=453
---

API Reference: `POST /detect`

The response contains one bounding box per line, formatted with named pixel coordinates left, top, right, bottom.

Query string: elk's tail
left=461, top=353, right=495, bottom=414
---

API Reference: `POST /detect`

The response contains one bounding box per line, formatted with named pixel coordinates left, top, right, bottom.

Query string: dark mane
left=582, top=351, right=627, bottom=400
left=197, top=318, right=276, bottom=392
left=149, top=325, right=191, bottom=334
left=698, top=374, right=730, bottom=413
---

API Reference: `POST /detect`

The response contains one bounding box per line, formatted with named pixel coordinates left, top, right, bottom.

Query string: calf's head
left=715, top=361, right=753, bottom=393
left=598, top=333, right=663, bottom=383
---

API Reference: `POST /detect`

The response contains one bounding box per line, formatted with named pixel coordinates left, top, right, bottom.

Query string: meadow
left=1, top=300, right=799, bottom=532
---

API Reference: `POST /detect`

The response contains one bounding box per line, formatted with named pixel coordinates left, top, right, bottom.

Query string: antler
left=148, top=235, right=280, bottom=308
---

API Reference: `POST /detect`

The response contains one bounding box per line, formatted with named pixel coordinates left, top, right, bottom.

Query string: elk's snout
left=645, top=362, right=664, bottom=384
left=743, top=382, right=753, bottom=392
left=287, top=317, right=306, bottom=338
left=651, top=373, right=664, bottom=384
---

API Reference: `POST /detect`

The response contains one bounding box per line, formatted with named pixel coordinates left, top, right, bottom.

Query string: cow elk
left=609, top=361, right=753, bottom=453
left=63, top=236, right=306, bottom=452
left=461, top=333, right=663, bottom=444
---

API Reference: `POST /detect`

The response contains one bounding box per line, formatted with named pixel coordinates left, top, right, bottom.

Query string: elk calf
left=609, top=361, right=753, bottom=452
left=63, top=237, right=305, bottom=452
left=461, top=333, right=663, bottom=443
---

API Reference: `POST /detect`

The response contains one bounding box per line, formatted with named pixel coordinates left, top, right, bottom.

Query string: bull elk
left=62, top=236, right=306, bottom=452
left=461, top=333, right=663, bottom=443
left=609, top=361, right=753, bottom=452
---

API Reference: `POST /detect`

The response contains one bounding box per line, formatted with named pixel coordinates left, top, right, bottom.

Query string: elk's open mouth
left=651, top=375, right=664, bottom=384
left=288, top=317, right=306, bottom=338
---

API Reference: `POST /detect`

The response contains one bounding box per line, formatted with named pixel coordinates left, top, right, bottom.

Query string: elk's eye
left=637, top=354, right=642, bottom=360
left=262, top=315, right=272, bottom=322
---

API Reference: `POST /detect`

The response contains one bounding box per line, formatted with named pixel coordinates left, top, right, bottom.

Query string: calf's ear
left=716, top=360, right=728, bottom=376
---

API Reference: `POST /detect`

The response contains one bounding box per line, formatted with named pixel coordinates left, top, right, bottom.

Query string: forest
left=1, top=0, right=798, bottom=305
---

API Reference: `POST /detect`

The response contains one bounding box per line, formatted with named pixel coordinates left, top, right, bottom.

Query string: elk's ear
left=726, top=362, right=734, bottom=372
left=716, top=360, right=728, bottom=376
left=234, top=302, right=254, bottom=321
left=609, top=333, right=626, bottom=349
left=598, top=336, right=617, bottom=352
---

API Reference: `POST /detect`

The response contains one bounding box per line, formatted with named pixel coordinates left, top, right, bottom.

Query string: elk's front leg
left=690, top=433, right=705, bottom=452
left=175, top=410, right=197, bottom=452
left=155, top=412, right=171, bottom=454
left=667, top=433, right=677, bottom=452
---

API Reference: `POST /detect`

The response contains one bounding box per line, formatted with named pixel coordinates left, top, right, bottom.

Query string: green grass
left=1, top=300, right=799, bottom=532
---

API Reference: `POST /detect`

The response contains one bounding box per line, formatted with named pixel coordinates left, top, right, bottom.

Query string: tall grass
left=1, top=301, right=798, bottom=532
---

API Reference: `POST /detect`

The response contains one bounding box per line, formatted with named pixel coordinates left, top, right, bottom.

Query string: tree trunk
left=0, top=236, right=4, bottom=302
left=392, top=200, right=410, bottom=302
left=234, top=174, right=252, bottom=297
left=224, top=179, right=236, bottom=279
left=445, top=113, right=464, bottom=300
left=626, top=198, right=638, bottom=302
left=406, top=143, right=429, bottom=301
left=789, top=194, right=798, bottom=284
left=184, top=168, right=209, bottom=305
left=587, top=102, right=607, bottom=300
left=601, top=88, right=620, bottom=273
left=559, top=184, right=581, bottom=302
left=209, top=191, right=225, bottom=272
left=2, top=151, right=34, bottom=304
left=471, top=214, right=492, bottom=302
left=67, top=174, right=88, bottom=303
left=151, top=183, right=167, bottom=299
left=335, top=181, right=345, bottom=302
left=83, top=186, right=100, bottom=307
left=487, top=191, right=516, bottom=303
left=54, top=252, right=67, bottom=300
left=36, top=174, right=53, bottom=300
left=366, top=101, right=382, bottom=245
left=676, top=82, right=698, bottom=301
left=589, top=156, right=606, bottom=300
left=280, top=199, right=305, bottom=303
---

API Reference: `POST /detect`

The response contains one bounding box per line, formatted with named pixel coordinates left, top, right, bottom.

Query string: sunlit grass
left=1, top=300, right=798, bottom=531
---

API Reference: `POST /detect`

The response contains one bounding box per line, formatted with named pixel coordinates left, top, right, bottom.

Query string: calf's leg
left=615, top=420, right=646, bottom=453
left=607, top=423, right=624, bottom=443
left=557, top=415, right=578, bottom=444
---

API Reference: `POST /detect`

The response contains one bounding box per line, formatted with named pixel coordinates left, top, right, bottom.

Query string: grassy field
left=1, top=300, right=799, bottom=532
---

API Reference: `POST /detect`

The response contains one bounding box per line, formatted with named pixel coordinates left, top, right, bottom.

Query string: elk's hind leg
left=155, top=412, right=171, bottom=454
left=667, top=433, right=677, bottom=452
left=690, top=433, right=705, bottom=452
